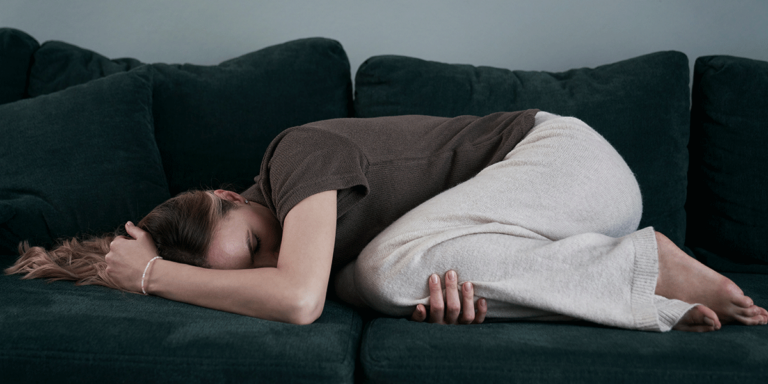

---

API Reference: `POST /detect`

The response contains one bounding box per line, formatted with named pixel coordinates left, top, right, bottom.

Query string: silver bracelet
left=141, top=256, right=163, bottom=295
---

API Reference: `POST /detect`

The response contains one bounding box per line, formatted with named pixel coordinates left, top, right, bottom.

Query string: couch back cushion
left=0, top=28, right=39, bottom=105
left=354, top=52, right=691, bottom=249
left=28, top=38, right=353, bottom=196
left=687, top=55, right=768, bottom=273
left=0, top=68, right=170, bottom=258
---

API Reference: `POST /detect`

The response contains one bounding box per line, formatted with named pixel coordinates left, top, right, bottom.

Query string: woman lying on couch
left=6, top=110, right=768, bottom=332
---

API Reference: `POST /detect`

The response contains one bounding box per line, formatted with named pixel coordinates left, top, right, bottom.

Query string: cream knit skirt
left=339, top=112, right=696, bottom=332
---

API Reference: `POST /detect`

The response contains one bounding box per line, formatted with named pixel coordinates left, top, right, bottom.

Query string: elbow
left=285, top=292, right=325, bottom=325
left=289, top=310, right=320, bottom=326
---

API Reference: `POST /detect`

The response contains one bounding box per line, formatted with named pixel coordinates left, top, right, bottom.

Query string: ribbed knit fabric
left=340, top=112, right=696, bottom=332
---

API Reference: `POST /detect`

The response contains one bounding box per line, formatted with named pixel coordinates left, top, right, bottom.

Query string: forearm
left=146, top=260, right=324, bottom=324
left=127, top=191, right=336, bottom=325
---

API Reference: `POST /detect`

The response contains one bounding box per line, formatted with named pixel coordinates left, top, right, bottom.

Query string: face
left=206, top=191, right=282, bottom=270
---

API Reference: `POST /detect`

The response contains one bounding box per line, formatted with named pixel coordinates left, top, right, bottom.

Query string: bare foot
left=654, top=231, right=768, bottom=328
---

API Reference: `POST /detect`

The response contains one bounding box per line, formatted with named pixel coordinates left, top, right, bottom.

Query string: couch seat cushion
left=687, top=55, right=768, bottom=272
left=359, top=273, right=768, bottom=383
left=28, top=38, right=353, bottom=196
left=354, top=52, right=691, bottom=251
left=0, top=68, right=169, bottom=257
left=0, top=273, right=361, bottom=384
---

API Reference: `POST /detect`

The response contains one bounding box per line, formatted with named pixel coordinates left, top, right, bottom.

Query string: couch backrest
left=687, top=55, right=768, bottom=273
left=354, top=52, right=692, bottom=250
left=4, top=27, right=766, bottom=272
left=0, top=28, right=39, bottom=105
left=0, top=31, right=353, bottom=255
left=25, top=38, right=354, bottom=196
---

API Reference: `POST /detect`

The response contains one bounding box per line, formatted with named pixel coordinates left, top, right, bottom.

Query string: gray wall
left=3, top=0, right=767, bottom=83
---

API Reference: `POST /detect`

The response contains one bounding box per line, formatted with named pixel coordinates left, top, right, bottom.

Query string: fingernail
left=430, top=274, right=438, bottom=284
left=448, top=270, right=456, bottom=281
left=464, top=282, right=472, bottom=291
left=126, top=221, right=133, bottom=226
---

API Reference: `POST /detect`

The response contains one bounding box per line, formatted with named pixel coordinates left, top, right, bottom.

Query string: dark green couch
left=1, top=27, right=766, bottom=383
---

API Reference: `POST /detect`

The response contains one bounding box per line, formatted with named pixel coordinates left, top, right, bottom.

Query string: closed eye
left=247, top=231, right=255, bottom=265
left=253, top=234, right=261, bottom=253
left=247, top=230, right=261, bottom=266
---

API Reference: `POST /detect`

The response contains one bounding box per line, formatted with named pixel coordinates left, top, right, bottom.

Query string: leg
left=401, top=111, right=646, bottom=241
left=346, top=112, right=766, bottom=331
left=356, top=226, right=685, bottom=331
left=352, top=112, right=673, bottom=329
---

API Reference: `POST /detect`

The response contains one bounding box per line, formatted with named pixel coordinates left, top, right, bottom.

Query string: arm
left=108, top=190, right=337, bottom=325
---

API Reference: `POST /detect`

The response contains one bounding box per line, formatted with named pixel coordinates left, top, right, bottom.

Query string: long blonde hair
left=4, top=190, right=235, bottom=291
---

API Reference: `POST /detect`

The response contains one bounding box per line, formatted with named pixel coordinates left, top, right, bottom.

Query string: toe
left=698, top=304, right=721, bottom=330
left=674, top=305, right=719, bottom=332
left=732, top=305, right=768, bottom=326
left=736, top=305, right=761, bottom=317
left=734, top=313, right=765, bottom=326
left=733, top=294, right=754, bottom=308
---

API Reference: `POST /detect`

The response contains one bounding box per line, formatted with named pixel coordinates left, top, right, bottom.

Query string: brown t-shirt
left=241, top=110, right=538, bottom=271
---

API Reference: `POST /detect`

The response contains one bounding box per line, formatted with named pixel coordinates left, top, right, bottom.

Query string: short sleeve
left=259, top=128, right=370, bottom=225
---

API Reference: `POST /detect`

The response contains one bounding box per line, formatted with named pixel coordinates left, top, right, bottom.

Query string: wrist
left=141, top=256, right=163, bottom=295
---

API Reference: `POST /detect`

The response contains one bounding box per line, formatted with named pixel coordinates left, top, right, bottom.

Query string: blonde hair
left=6, top=236, right=120, bottom=288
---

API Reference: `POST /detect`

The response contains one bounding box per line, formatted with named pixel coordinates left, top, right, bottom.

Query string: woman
left=7, top=110, right=767, bottom=331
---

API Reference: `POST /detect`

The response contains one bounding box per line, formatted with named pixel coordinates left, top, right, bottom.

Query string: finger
left=473, top=298, right=488, bottom=324
left=458, top=282, right=476, bottom=324
left=411, top=304, right=428, bottom=322
left=124, top=221, right=147, bottom=239
left=428, top=274, right=445, bottom=324
left=444, top=270, right=461, bottom=324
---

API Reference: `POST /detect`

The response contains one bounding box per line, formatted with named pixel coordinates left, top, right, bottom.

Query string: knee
left=564, top=119, right=643, bottom=232
left=353, top=250, right=402, bottom=313
left=353, top=248, right=426, bottom=316
left=534, top=116, right=643, bottom=235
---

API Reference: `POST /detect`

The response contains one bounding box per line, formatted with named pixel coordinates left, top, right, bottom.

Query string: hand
left=411, top=270, right=487, bottom=325
left=104, top=221, right=159, bottom=293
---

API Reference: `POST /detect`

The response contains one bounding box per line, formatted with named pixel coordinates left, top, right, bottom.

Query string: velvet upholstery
left=354, top=52, right=692, bottom=251
left=0, top=69, right=169, bottom=258
left=28, top=38, right=354, bottom=196
left=359, top=273, right=768, bottom=383
left=1, top=35, right=362, bottom=384
left=2, top=26, right=767, bottom=384
left=0, top=28, right=39, bottom=104
left=687, top=55, right=768, bottom=273
left=26, top=41, right=143, bottom=96
left=0, top=273, right=362, bottom=384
